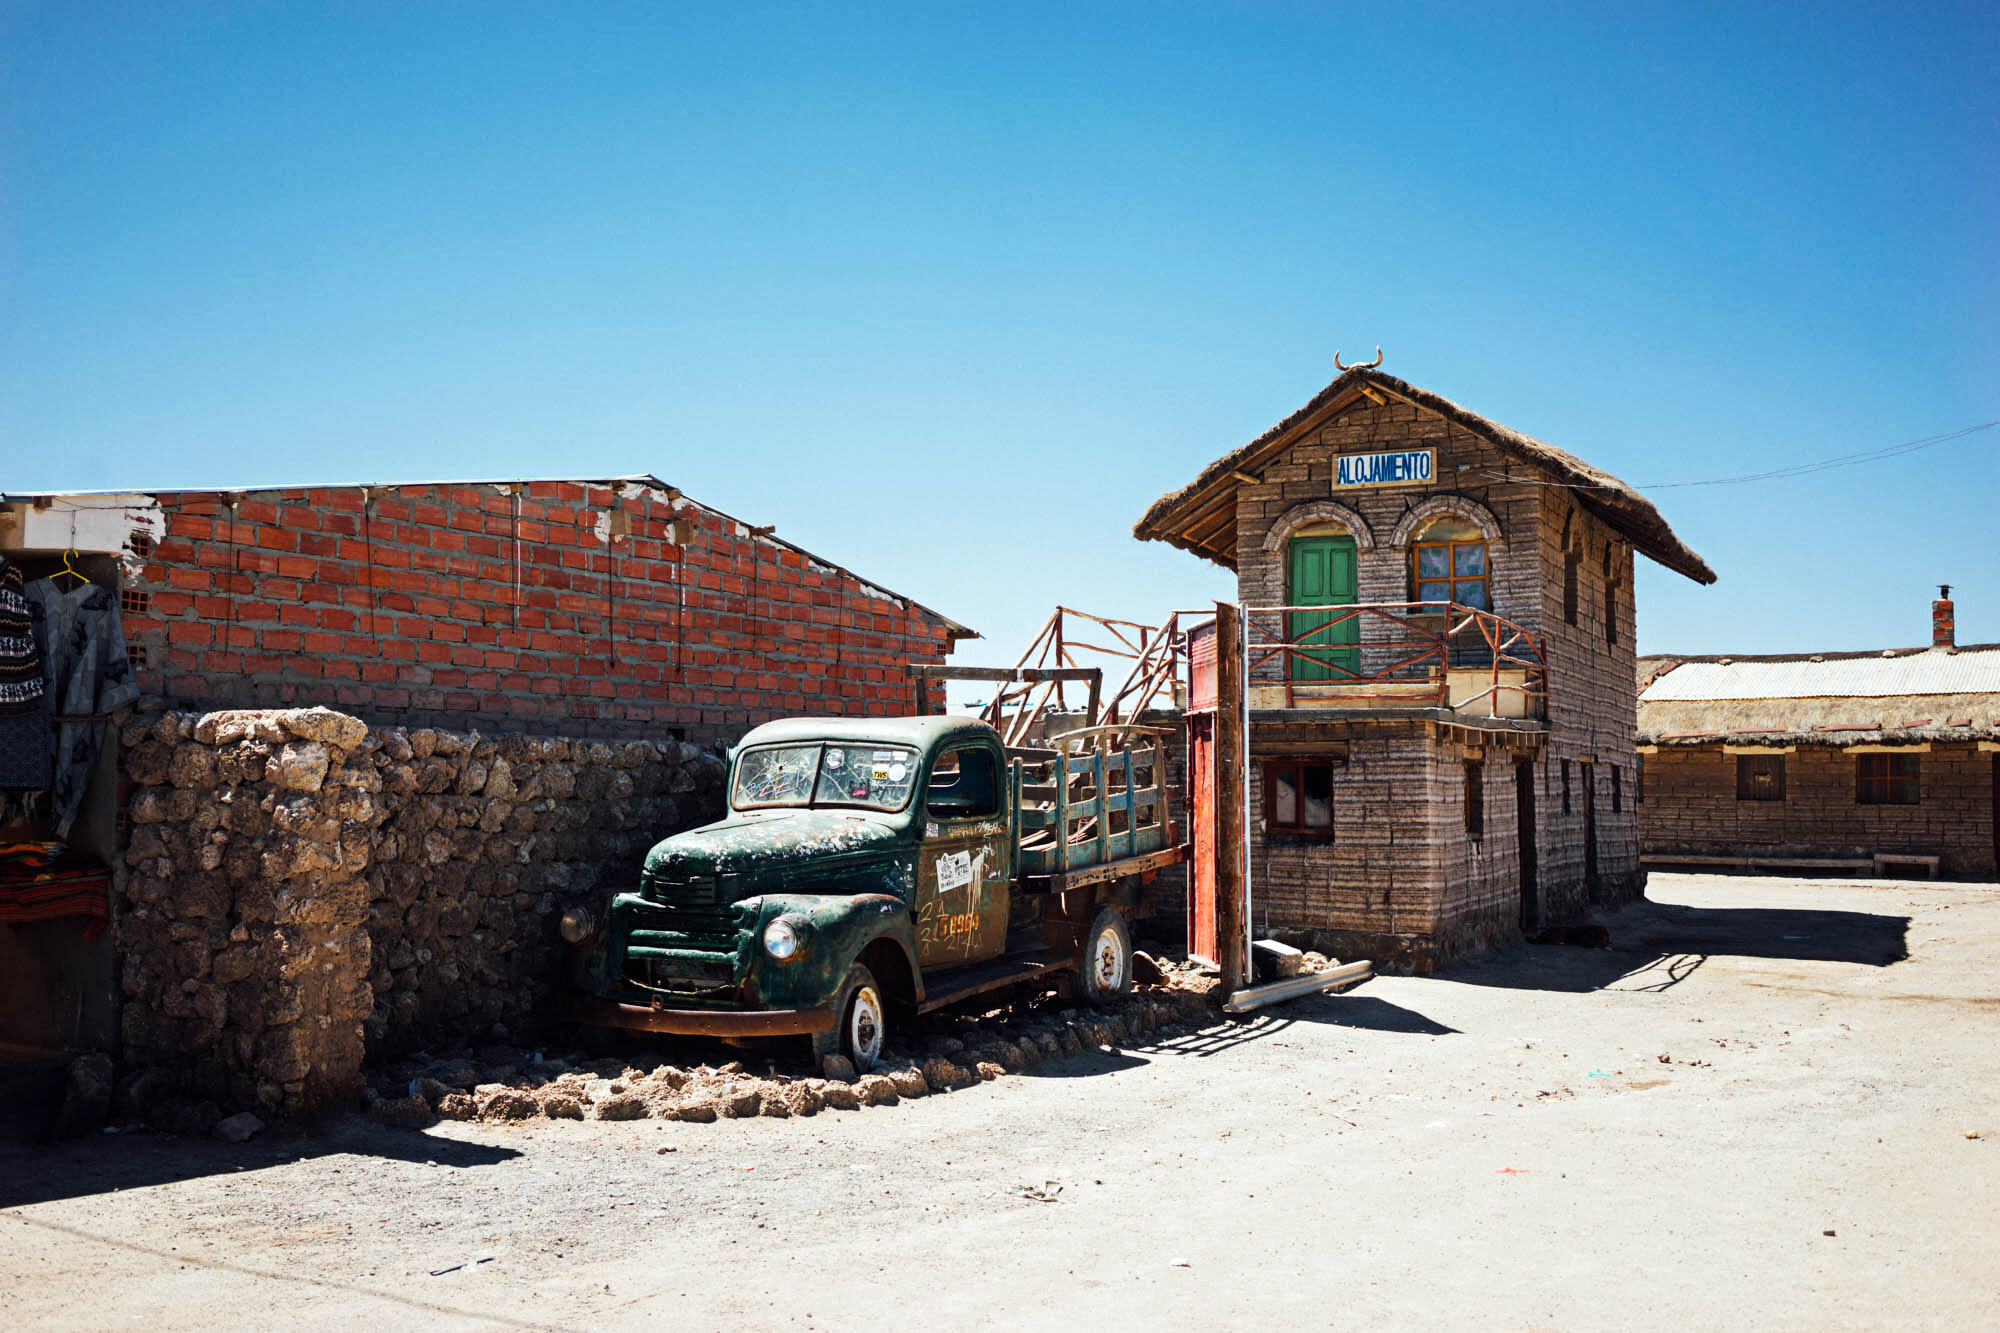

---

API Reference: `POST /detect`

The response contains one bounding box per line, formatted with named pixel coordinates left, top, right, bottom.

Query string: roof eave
left=1134, top=367, right=1717, bottom=586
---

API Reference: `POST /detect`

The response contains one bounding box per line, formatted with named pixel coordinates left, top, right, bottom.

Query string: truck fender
left=755, top=892, right=921, bottom=1010
left=836, top=895, right=925, bottom=1009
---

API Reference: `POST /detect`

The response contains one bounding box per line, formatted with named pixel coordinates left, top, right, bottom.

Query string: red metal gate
left=1185, top=620, right=1219, bottom=961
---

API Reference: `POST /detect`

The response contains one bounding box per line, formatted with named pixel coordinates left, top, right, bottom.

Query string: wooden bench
left=1871, top=853, right=1940, bottom=879
left=1641, top=854, right=1874, bottom=875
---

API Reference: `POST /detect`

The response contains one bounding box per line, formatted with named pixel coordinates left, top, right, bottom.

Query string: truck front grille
left=617, top=891, right=748, bottom=995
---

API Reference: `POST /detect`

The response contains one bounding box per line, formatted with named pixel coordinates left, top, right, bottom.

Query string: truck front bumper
left=576, top=998, right=837, bottom=1038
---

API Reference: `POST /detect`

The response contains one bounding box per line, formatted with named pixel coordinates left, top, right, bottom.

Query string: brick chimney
left=1932, top=584, right=1955, bottom=649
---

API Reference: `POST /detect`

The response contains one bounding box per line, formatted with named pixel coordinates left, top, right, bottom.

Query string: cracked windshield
left=732, top=743, right=918, bottom=812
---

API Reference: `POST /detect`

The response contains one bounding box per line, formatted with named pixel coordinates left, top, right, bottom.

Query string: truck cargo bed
left=1008, top=732, right=1174, bottom=876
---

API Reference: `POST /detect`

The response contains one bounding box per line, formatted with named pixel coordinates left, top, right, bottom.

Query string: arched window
left=1412, top=515, right=1490, bottom=611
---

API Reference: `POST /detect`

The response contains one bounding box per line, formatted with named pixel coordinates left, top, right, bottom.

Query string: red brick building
left=0, top=476, right=970, bottom=1091
left=2, top=474, right=973, bottom=743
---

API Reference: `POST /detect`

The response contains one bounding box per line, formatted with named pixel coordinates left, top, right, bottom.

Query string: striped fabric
left=0, top=559, right=44, bottom=713
left=0, top=842, right=108, bottom=939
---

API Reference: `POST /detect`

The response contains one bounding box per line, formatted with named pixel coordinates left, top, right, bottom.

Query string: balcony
left=1240, top=601, right=1548, bottom=721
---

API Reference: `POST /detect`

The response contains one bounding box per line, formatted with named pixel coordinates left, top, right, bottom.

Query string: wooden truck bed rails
left=1007, top=724, right=1176, bottom=880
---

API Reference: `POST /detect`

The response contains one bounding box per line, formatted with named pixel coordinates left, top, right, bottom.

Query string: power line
left=1470, top=420, right=1997, bottom=492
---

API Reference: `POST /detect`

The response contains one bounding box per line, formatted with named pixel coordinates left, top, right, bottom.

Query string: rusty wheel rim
left=849, top=985, right=884, bottom=1068
left=1092, top=930, right=1125, bottom=993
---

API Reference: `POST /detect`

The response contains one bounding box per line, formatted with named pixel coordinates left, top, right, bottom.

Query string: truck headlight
left=763, top=916, right=810, bottom=962
left=559, top=906, right=597, bottom=945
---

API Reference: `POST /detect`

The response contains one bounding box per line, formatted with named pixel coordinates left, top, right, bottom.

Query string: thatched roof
left=1637, top=644, right=2000, bottom=746
left=1132, top=367, right=1715, bottom=584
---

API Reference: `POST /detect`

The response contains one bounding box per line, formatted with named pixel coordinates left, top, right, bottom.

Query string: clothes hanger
left=50, top=547, right=90, bottom=588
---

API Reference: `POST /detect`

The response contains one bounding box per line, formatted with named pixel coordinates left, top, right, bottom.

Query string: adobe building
left=1637, top=589, right=1998, bottom=880
left=1136, top=364, right=1714, bottom=968
left=0, top=475, right=970, bottom=1126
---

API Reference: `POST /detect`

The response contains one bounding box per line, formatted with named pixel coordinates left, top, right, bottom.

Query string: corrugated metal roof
left=1641, top=647, right=2000, bottom=701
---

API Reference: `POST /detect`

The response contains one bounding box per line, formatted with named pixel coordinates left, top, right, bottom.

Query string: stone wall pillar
left=118, top=706, right=376, bottom=1122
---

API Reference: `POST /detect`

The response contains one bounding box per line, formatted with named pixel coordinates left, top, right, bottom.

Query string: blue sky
left=3, top=2, right=1994, bottom=669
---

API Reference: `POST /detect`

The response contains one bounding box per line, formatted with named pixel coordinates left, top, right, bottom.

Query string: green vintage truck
left=563, top=714, right=1185, bottom=1070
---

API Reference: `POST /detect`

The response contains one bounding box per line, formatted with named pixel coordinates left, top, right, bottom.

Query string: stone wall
left=118, top=706, right=377, bottom=1120
left=115, top=704, right=726, bottom=1122
left=362, top=725, right=724, bottom=1055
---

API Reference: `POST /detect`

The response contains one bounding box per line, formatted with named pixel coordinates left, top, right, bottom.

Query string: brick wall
left=116, top=480, right=962, bottom=744
left=1641, top=743, right=1997, bottom=879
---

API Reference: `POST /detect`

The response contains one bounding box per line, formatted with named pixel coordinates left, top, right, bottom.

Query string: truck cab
left=568, top=714, right=1180, bottom=1069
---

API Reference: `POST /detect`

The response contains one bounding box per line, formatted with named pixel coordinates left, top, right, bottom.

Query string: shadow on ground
left=1014, top=989, right=1461, bottom=1072
left=1444, top=899, right=1911, bottom=994
left=0, top=1113, right=519, bottom=1211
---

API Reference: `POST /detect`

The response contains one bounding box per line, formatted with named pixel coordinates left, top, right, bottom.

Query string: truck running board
left=917, top=954, right=1064, bottom=1014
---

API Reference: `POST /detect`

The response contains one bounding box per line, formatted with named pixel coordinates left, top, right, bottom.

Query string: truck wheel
left=1079, top=907, right=1134, bottom=1006
left=811, top=964, right=887, bottom=1072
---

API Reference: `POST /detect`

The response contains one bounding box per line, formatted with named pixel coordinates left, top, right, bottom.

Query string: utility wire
left=1471, top=420, right=1996, bottom=492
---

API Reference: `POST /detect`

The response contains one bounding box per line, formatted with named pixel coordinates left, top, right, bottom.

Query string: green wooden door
left=1287, top=535, right=1359, bottom=681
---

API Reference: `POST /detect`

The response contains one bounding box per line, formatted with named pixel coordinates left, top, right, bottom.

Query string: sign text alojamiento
left=1333, top=447, right=1435, bottom=489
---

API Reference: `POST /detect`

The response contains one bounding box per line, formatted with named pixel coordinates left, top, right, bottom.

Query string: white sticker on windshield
left=888, top=762, right=908, bottom=782
left=825, top=750, right=845, bottom=769
left=936, top=850, right=973, bottom=893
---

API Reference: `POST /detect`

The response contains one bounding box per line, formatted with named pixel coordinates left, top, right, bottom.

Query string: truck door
left=915, top=743, right=1010, bottom=968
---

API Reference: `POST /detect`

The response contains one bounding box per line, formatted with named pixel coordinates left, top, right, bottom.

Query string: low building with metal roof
left=1637, top=589, right=1997, bottom=880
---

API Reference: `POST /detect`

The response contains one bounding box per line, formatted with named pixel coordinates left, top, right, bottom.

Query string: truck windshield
left=732, top=743, right=919, bottom=812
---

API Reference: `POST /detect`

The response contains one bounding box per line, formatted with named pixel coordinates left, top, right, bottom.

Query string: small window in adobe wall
left=1265, top=760, right=1335, bottom=838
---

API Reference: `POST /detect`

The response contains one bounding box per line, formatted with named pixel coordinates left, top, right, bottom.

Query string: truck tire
left=811, top=964, right=887, bottom=1073
left=1078, top=907, right=1134, bottom=1006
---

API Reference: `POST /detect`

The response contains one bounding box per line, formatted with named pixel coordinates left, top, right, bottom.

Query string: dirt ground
left=4, top=871, right=1997, bottom=1331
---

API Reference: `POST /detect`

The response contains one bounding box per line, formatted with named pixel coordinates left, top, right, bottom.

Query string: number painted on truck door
left=916, top=746, right=1010, bottom=968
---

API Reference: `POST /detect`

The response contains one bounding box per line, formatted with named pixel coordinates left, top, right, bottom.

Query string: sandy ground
left=3, top=871, right=1997, bottom=1332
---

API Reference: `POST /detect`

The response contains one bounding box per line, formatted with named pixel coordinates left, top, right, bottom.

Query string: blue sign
left=1334, top=447, right=1434, bottom=488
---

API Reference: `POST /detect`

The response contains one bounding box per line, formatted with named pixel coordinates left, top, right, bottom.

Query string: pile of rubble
left=367, top=965, right=1220, bottom=1126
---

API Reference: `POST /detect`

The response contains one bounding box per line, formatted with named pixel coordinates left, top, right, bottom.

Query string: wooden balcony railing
left=1242, top=601, right=1549, bottom=718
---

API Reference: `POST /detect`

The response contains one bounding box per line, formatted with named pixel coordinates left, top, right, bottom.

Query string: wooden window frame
left=1464, top=759, right=1484, bottom=840
left=1855, top=753, right=1920, bottom=806
left=1264, top=759, right=1336, bottom=838
left=1735, top=754, right=1787, bottom=802
left=1411, top=524, right=1492, bottom=612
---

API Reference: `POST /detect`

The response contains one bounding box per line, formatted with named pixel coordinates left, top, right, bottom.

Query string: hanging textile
left=25, top=576, right=139, bottom=838
left=0, top=556, right=51, bottom=792
left=0, top=840, right=110, bottom=938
